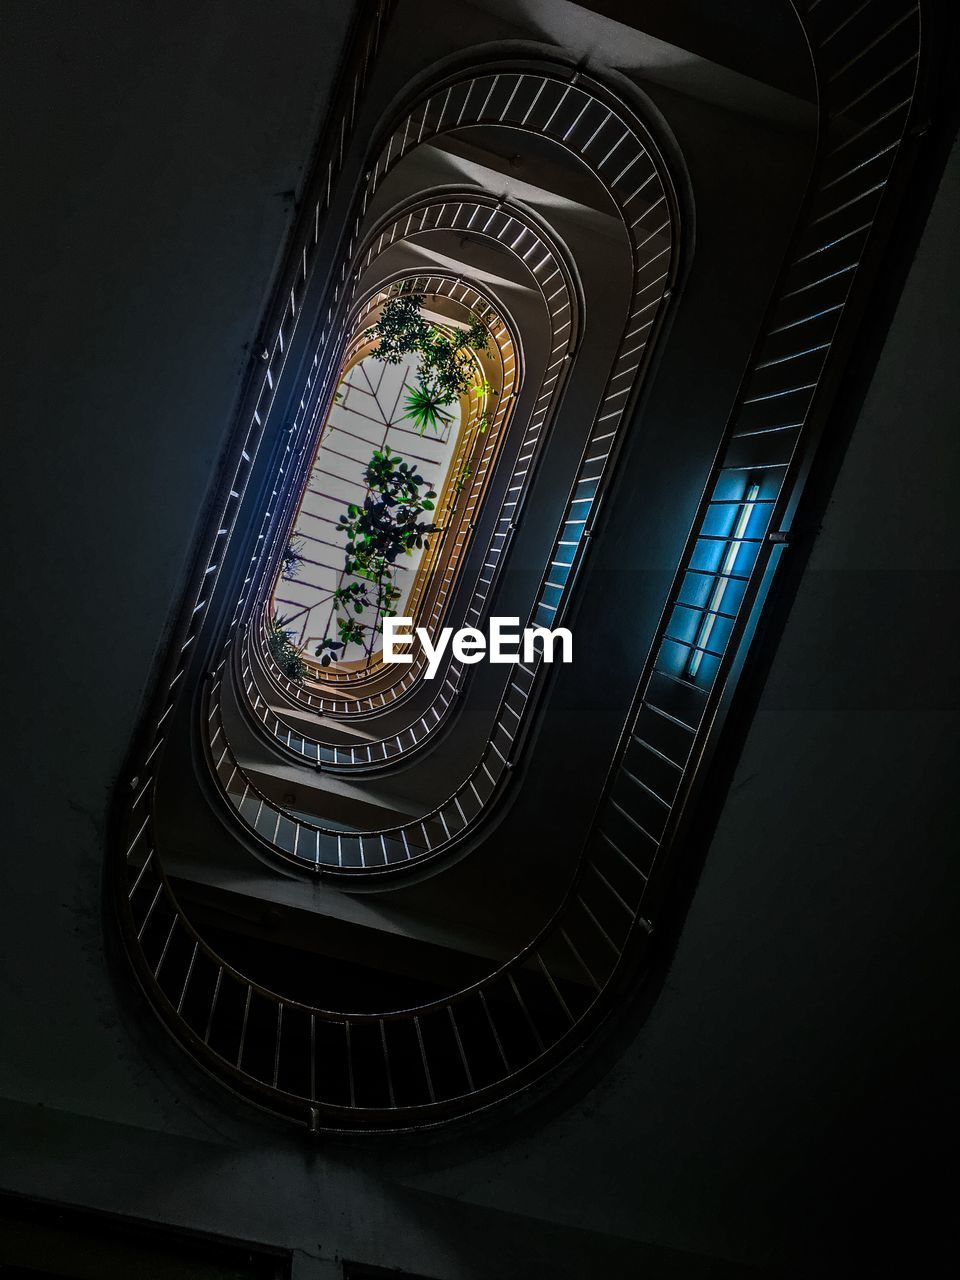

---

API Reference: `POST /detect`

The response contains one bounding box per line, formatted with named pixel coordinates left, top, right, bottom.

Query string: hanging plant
left=267, top=613, right=308, bottom=684
left=454, top=461, right=473, bottom=499
left=335, top=615, right=367, bottom=648
left=332, top=581, right=371, bottom=614
left=281, top=537, right=306, bottom=580
left=314, top=636, right=345, bottom=667
left=366, top=292, right=492, bottom=434
left=365, top=291, right=431, bottom=363
left=314, top=447, right=437, bottom=664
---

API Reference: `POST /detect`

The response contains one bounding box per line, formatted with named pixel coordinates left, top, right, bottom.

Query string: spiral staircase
left=109, top=0, right=940, bottom=1134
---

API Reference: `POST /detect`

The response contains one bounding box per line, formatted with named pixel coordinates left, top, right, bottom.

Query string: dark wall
left=0, top=1, right=956, bottom=1276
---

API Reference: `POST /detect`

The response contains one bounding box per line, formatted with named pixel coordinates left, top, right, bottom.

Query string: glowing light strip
left=686, top=483, right=760, bottom=679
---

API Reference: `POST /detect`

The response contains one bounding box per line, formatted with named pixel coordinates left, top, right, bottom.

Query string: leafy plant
left=314, top=637, right=345, bottom=667
left=416, top=320, right=490, bottom=404
left=402, top=385, right=454, bottom=435
left=314, top=447, right=438, bottom=664
left=335, top=615, right=367, bottom=648
left=366, top=291, right=491, bottom=434
left=332, top=581, right=371, bottom=614
left=281, top=537, right=306, bottom=580
left=365, top=291, right=431, bottom=364
left=454, top=461, right=473, bottom=498
left=267, top=613, right=308, bottom=684
left=348, top=447, right=439, bottom=568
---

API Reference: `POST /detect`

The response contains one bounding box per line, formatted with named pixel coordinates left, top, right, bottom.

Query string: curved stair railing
left=250, top=209, right=559, bottom=719
left=209, top=172, right=678, bottom=869
left=236, top=62, right=683, bottom=722
left=262, top=267, right=521, bottom=703
left=242, top=197, right=580, bottom=765
left=249, top=188, right=582, bottom=717
left=115, top=0, right=931, bottom=1130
